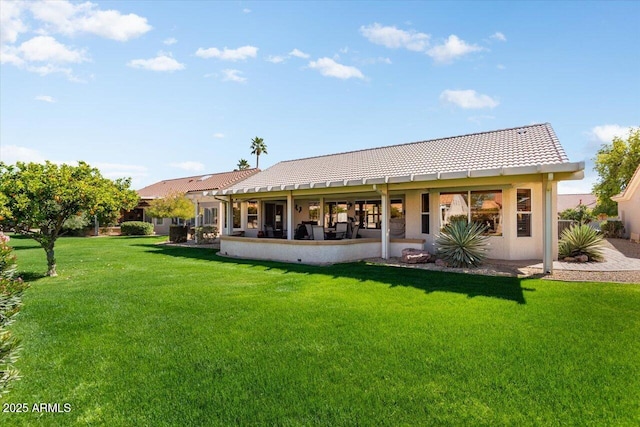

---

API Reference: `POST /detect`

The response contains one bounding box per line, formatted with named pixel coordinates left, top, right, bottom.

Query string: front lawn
left=2, top=236, right=639, bottom=425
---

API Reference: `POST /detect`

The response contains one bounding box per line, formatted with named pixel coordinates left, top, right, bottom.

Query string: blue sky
left=1, top=1, right=638, bottom=193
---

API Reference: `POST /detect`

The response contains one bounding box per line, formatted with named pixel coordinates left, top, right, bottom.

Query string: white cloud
left=589, top=125, right=633, bottom=143
left=497, top=64, right=506, bottom=70
left=359, top=23, right=430, bottom=52
left=221, top=69, right=246, bottom=83
left=289, top=48, right=310, bottom=59
left=212, top=133, right=225, bottom=139
left=266, top=55, right=286, bottom=63
left=427, top=35, right=485, bottom=63
left=308, top=57, right=364, bottom=80
left=127, top=54, right=185, bottom=72
left=0, top=0, right=28, bottom=44
left=440, top=89, right=499, bottom=109
left=94, top=162, right=149, bottom=180
left=18, top=35, right=87, bottom=63
left=490, top=32, right=506, bottom=42
left=195, top=45, right=258, bottom=61
left=35, top=95, right=56, bottom=103
left=28, top=0, right=151, bottom=41
left=243, top=8, right=251, bottom=14
left=163, top=37, right=177, bottom=45
left=170, top=161, right=205, bottom=172
left=0, top=145, right=46, bottom=164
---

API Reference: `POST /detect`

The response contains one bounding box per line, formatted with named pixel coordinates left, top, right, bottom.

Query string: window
left=156, top=217, right=164, bottom=225
left=247, top=201, right=258, bottom=229
left=440, top=190, right=503, bottom=235
left=308, top=202, right=319, bottom=222
left=355, top=201, right=380, bottom=229
left=203, top=207, right=218, bottom=226
left=325, top=202, right=348, bottom=227
left=233, top=202, right=241, bottom=229
left=421, top=194, right=430, bottom=234
left=517, top=189, right=532, bottom=237
left=390, top=199, right=404, bottom=219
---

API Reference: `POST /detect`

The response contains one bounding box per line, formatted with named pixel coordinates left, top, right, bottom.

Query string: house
left=190, top=124, right=584, bottom=273
left=557, top=193, right=596, bottom=214
left=135, top=169, right=259, bottom=235
left=612, top=164, right=640, bottom=241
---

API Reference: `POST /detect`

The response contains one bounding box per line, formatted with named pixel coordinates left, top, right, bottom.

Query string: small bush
left=195, top=226, right=218, bottom=244
left=559, top=224, right=604, bottom=261
left=121, top=221, right=154, bottom=236
left=0, top=232, right=28, bottom=396
left=436, top=221, right=489, bottom=268
left=169, top=225, right=188, bottom=243
left=600, top=220, right=625, bottom=238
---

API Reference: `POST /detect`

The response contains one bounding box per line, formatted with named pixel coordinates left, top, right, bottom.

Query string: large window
left=325, top=202, right=348, bottom=227
left=421, top=194, right=430, bottom=234
left=247, top=201, right=258, bottom=229
left=308, top=202, right=319, bottom=222
left=517, top=189, right=532, bottom=237
left=440, top=190, right=503, bottom=235
left=233, top=202, right=241, bottom=229
left=390, top=199, right=404, bottom=219
left=202, top=207, right=218, bottom=225
left=355, top=200, right=380, bottom=229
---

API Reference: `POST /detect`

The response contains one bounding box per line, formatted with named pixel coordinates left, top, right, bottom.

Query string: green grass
left=2, top=235, right=639, bottom=426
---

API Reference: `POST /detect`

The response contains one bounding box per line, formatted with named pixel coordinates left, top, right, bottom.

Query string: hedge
left=120, top=221, right=154, bottom=236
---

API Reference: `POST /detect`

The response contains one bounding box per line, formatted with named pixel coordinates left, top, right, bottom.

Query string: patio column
left=194, top=199, right=199, bottom=244
left=287, top=191, right=294, bottom=240
left=380, top=185, right=390, bottom=259
left=226, top=195, right=233, bottom=236
left=543, top=174, right=554, bottom=274
left=319, top=197, right=325, bottom=227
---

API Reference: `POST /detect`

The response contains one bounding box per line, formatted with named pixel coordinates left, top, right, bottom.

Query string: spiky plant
left=436, top=221, right=489, bottom=268
left=558, top=223, right=605, bottom=261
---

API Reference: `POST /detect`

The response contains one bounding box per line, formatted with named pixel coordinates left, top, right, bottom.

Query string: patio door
left=264, top=202, right=286, bottom=234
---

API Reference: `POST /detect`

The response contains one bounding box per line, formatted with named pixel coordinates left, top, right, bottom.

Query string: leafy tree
left=592, top=127, right=640, bottom=215
left=0, top=161, right=139, bottom=276
left=236, top=159, right=251, bottom=170
left=558, top=205, right=595, bottom=224
left=250, top=136, right=267, bottom=169
left=146, top=192, right=194, bottom=221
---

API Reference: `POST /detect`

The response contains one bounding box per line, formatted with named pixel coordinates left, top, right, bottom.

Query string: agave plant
left=436, top=221, right=489, bottom=268
left=558, top=223, right=604, bottom=261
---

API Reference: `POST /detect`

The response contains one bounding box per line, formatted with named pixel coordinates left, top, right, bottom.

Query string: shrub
left=558, top=224, right=604, bottom=261
left=121, top=221, right=154, bottom=236
left=436, top=221, right=489, bottom=268
left=61, top=212, right=91, bottom=236
left=559, top=205, right=595, bottom=224
left=169, top=225, right=188, bottom=243
left=0, top=232, right=28, bottom=395
left=195, top=226, right=218, bottom=244
left=600, top=220, right=625, bottom=238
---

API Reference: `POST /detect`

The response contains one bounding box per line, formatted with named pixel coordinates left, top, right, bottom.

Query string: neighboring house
left=612, top=164, right=640, bottom=240
left=135, top=169, right=260, bottom=235
left=191, top=123, right=584, bottom=272
left=557, top=193, right=597, bottom=214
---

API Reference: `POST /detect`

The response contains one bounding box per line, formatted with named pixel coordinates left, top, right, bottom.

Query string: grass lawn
left=2, top=235, right=639, bottom=426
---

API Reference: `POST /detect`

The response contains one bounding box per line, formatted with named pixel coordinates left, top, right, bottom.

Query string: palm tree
left=236, top=159, right=250, bottom=170
left=250, top=136, right=267, bottom=169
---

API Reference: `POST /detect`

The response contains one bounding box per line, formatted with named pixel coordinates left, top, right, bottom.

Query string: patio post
left=287, top=191, right=294, bottom=240
left=226, top=195, right=233, bottom=236
left=543, top=174, right=554, bottom=274
left=319, top=197, right=324, bottom=227
left=194, top=199, right=199, bottom=244
left=378, top=184, right=390, bottom=259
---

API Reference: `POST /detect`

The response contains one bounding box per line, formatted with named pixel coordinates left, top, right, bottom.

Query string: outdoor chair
left=312, top=225, right=325, bottom=241
left=264, top=225, right=274, bottom=238
left=351, top=224, right=359, bottom=239
left=305, top=224, right=314, bottom=240
left=335, top=222, right=348, bottom=239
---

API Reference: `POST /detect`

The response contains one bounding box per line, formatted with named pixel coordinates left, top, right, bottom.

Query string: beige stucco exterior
left=612, top=165, right=640, bottom=239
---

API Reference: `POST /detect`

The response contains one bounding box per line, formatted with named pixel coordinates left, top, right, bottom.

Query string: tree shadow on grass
left=134, top=243, right=534, bottom=304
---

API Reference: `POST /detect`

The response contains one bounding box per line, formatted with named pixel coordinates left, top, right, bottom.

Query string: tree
left=592, top=127, right=640, bottom=216
left=146, top=192, right=194, bottom=221
left=0, top=161, right=139, bottom=276
left=250, top=136, right=267, bottom=169
left=558, top=205, right=595, bottom=224
left=236, top=159, right=251, bottom=170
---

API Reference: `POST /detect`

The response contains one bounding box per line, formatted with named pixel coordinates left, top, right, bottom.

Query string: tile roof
left=137, top=168, right=260, bottom=198
left=557, top=194, right=597, bottom=212
left=223, top=123, right=576, bottom=194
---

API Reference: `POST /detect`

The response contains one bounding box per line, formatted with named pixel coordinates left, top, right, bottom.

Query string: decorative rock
left=435, top=259, right=448, bottom=267
left=576, top=255, right=589, bottom=263
left=563, top=257, right=576, bottom=262
left=401, top=248, right=432, bottom=264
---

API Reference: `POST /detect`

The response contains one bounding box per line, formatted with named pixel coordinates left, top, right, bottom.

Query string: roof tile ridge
left=543, top=122, right=569, bottom=162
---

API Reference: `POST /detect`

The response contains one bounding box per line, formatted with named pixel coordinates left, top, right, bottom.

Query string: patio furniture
left=264, top=225, right=274, bottom=238
left=305, top=224, right=314, bottom=239
left=312, top=225, right=325, bottom=241
left=351, top=224, right=359, bottom=239
left=335, top=222, right=348, bottom=239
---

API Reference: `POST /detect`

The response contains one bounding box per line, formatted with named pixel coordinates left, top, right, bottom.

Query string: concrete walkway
left=529, top=245, right=640, bottom=272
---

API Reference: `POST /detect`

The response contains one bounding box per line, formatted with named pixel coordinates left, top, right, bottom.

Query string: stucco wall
left=618, top=190, right=640, bottom=238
